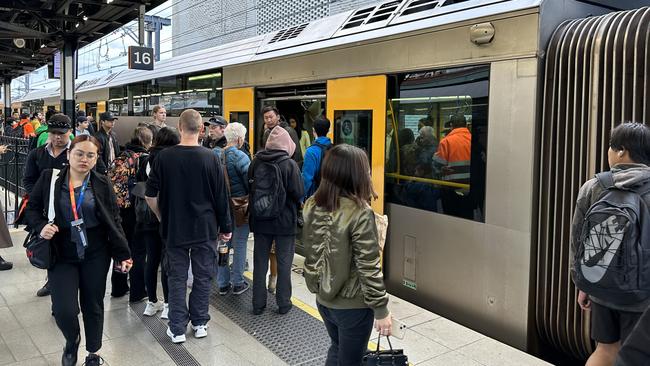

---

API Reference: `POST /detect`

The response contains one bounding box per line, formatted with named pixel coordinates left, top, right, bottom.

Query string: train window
left=334, top=110, right=372, bottom=160
left=385, top=65, right=489, bottom=222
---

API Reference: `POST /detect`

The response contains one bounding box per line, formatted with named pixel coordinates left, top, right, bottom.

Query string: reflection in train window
left=334, top=110, right=372, bottom=161
left=385, top=65, right=489, bottom=222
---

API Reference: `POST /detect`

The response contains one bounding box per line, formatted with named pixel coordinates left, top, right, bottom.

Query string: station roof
left=0, top=0, right=166, bottom=81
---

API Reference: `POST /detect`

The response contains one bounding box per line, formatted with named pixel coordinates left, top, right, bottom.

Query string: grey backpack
left=573, top=171, right=650, bottom=305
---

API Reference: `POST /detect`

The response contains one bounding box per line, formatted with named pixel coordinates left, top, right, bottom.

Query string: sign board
left=128, top=46, right=154, bottom=70
left=48, top=51, right=61, bottom=79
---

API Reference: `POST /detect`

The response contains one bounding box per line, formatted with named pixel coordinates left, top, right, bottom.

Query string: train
left=12, top=0, right=650, bottom=362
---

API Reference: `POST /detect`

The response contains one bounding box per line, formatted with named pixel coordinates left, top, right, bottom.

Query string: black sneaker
left=253, top=306, right=265, bottom=315
left=83, top=353, right=104, bottom=366
left=218, top=284, right=232, bottom=296
left=278, top=305, right=292, bottom=315
left=61, top=335, right=80, bottom=366
left=232, top=282, right=250, bottom=295
left=0, top=256, right=13, bottom=271
left=36, top=282, right=50, bottom=297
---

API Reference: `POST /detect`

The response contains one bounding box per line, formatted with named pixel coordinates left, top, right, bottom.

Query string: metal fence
left=0, top=136, right=31, bottom=227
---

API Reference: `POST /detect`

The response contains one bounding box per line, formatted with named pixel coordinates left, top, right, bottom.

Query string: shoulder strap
left=47, top=169, right=60, bottom=223
left=596, top=171, right=615, bottom=190
left=220, top=151, right=232, bottom=196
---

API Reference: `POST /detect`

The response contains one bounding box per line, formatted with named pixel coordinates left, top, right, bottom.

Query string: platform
left=0, top=229, right=551, bottom=366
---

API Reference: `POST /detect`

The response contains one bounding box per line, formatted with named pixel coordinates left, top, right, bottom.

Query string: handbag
left=220, top=149, right=249, bottom=227
left=23, top=169, right=60, bottom=270
left=362, top=335, right=408, bottom=366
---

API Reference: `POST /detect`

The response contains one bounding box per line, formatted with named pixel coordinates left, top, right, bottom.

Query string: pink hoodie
left=265, top=126, right=296, bottom=157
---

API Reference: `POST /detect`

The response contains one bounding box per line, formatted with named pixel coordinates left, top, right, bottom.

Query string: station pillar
left=2, top=79, right=10, bottom=119
left=60, top=37, right=77, bottom=121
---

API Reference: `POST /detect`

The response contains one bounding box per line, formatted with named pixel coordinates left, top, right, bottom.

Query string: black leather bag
left=23, top=169, right=60, bottom=270
left=362, top=335, right=408, bottom=366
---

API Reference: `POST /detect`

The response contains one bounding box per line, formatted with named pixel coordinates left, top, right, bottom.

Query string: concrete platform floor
left=0, top=229, right=552, bottom=366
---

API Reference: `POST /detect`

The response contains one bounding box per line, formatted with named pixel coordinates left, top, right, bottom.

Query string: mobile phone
left=391, top=319, right=407, bottom=339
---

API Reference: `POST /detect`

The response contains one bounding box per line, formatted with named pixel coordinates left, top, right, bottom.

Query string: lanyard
left=69, top=174, right=90, bottom=221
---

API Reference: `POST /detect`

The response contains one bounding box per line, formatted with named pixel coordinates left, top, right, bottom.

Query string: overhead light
left=107, top=0, right=114, bottom=3
left=40, top=44, right=46, bottom=48
left=188, top=73, right=221, bottom=81
left=179, top=90, right=194, bottom=93
left=75, top=23, right=80, bottom=28
left=13, top=38, right=25, bottom=48
left=83, top=16, right=88, bottom=21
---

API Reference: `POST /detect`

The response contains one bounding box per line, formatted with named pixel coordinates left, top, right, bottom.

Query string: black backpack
left=573, top=171, right=650, bottom=305
left=312, top=141, right=332, bottom=188
left=8, top=123, right=24, bottom=138
left=250, top=156, right=290, bottom=220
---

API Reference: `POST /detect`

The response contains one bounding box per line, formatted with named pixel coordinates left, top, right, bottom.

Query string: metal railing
left=0, top=136, right=31, bottom=227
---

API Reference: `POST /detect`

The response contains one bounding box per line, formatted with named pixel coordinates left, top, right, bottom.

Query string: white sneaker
left=191, top=324, right=208, bottom=338
left=166, top=327, right=186, bottom=343
left=143, top=301, right=164, bottom=316
left=160, top=303, right=169, bottom=319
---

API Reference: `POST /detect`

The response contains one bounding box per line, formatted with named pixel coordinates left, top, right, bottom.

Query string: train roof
left=17, top=0, right=603, bottom=102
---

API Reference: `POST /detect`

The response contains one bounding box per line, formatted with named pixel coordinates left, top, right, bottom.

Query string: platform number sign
left=128, top=46, right=154, bottom=70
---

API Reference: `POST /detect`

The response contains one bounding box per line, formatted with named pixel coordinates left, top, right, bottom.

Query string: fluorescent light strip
left=188, top=72, right=222, bottom=81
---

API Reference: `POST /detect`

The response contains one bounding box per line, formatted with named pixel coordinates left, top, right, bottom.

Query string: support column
left=2, top=79, right=10, bottom=119
left=60, top=37, right=77, bottom=121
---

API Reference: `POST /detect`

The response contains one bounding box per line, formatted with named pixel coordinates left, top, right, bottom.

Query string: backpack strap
left=596, top=171, right=616, bottom=190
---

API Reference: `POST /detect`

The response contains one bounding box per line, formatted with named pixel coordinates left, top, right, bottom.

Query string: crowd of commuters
left=0, top=106, right=390, bottom=365
left=2, top=103, right=650, bottom=366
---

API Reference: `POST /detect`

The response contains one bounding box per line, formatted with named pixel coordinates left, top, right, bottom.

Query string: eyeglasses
left=71, top=151, right=97, bottom=160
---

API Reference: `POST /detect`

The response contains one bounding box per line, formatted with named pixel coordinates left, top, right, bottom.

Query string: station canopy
left=0, top=0, right=166, bottom=80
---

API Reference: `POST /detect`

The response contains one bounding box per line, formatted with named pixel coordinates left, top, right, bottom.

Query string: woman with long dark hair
left=25, top=135, right=132, bottom=366
left=138, top=127, right=180, bottom=318
left=302, top=144, right=392, bottom=365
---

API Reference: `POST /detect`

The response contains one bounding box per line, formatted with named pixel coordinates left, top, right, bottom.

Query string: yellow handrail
left=385, top=173, right=470, bottom=190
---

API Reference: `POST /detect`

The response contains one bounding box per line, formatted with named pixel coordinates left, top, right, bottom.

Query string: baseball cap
left=99, top=112, right=118, bottom=121
left=204, top=115, right=227, bottom=127
left=76, top=116, right=88, bottom=124
left=47, top=114, right=72, bottom=133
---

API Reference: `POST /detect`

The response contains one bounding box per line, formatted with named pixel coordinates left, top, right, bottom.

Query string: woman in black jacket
left=25, top=135, right=132, bottom=366
left=137, top=127, right=180, bottom=318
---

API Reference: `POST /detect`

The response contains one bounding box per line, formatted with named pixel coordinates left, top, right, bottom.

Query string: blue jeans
left=217, top=223, right=250, bottom=287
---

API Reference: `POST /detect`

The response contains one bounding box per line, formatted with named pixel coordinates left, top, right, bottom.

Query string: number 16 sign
left=128, top=46, right=154, bottom=70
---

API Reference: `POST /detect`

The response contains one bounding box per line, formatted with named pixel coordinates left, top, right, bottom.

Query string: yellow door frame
left=224, top=88, right=255, bottom=151
left=327, top=75, right=387, bottom=213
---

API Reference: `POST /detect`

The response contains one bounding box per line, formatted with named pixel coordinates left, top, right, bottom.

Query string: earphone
left=618, top=151, right=624, bottom=157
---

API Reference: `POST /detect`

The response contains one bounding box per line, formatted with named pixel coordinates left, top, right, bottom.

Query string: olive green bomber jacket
left=302, top=197, right=389, bottom=319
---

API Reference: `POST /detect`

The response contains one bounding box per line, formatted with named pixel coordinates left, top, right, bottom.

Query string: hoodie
left=262, top=121, right=303, bottom=164
left=249, top=146, right=304, bottom=235
left=570, top=163, right=650, bottom=312
left=266, top=125, right=296, bottom=157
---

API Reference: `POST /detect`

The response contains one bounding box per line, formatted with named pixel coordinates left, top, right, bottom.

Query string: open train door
left=224, top=87, right=255, bottom=153
left=327, top=75, right=387, bottom=213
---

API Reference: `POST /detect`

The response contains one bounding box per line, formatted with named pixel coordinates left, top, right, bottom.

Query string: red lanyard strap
left=69, top=174, right=90, bottom=220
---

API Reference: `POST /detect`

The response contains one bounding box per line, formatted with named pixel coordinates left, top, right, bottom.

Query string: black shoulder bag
left=362, top=335, right=409, bottom=366
left=24, top=169, right=60, bottom=269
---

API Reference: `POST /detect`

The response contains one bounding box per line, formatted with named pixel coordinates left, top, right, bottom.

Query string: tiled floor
left=0, top=229, right=552, bottom=365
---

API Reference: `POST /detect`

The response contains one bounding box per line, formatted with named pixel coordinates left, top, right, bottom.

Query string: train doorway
left=255, top=84, right=326, bottom=154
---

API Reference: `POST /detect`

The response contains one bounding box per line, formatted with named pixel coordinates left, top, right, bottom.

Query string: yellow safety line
left=385, top=172, right=470, bottom=189
left=242, top=271, right=412, bottom=364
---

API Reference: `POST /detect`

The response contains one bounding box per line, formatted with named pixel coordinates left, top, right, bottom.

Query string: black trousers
left=111, top=207, right=146, bottom=301
left=165, top=240, right=217, bottom=335
left=142, top=224, right=168, bottom=303
left=318, top=304, right=374, bottom=366
left=48, top=252, right=111, bottom=353
left=252, top=233, right=295, bottom=310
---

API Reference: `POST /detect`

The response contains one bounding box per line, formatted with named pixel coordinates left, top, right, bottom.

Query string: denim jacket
left=214, top=146, right=250, bottom=197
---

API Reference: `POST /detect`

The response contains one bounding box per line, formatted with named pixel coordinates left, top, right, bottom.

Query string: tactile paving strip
left=130, top=301, right=201, bottom=366
left=209, top=281, right=331, bottom=365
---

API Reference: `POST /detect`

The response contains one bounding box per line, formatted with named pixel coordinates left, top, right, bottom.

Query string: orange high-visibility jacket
left=434, top=127, right=471, bottom=183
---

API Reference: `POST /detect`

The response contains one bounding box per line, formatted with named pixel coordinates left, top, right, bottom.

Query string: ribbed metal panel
left=537, top=7, right=650, bottom=360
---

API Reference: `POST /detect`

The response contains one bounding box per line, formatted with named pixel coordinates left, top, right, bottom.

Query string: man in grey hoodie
left=570, top=122, right=650, bottom=366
